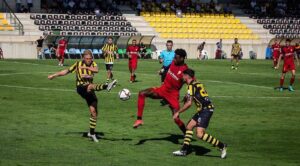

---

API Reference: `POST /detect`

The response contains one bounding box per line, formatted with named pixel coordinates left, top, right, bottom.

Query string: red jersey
left=58, top=39, right=67, bottom=50
left=282, top=46, right=295, bottom=64
left=162, top=61, right=188, bottom=91
left=127, top=45, right=140, bottom=60
left=272, top=43, right=281, bottom=56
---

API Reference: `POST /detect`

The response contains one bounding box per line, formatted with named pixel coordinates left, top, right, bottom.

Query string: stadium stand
left=30, top=13, right=140, bottom=36
left=142, top=12, right=258, bottom=39
left=0, top=13, right=14, bottom=31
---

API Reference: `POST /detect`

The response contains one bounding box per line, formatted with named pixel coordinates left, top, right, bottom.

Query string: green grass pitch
left=0, top=59, right=299, bottom=166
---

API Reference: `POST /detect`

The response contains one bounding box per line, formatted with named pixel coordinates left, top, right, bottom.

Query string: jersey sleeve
left=68, top=62, right=78, bottom=73
left=92, top=61, right=98, bottom=67
left=114, top=44, right=118, bottom=51
left=159, top=51, right=164, bottom=59
left=101, top=44, right=107, bottom=51
left=187, top=84, right=194, bottom=97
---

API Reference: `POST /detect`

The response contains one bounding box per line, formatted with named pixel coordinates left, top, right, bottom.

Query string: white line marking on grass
left=0, top=84, right=294, bottom=99
left=0, top=72, right=53, bottom=76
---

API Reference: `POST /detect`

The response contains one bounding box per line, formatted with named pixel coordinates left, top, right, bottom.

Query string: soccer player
left=126, top=39, right=140, bottom=83
left=295, top=43, right=300, bottom=59
left=276, top=39, right=299, bottom=92
left=272, top=39, right=281, bottom=68
left=0, top=47, right=3, bottom=59
left=48, top=50, right=117, bottom=142
left=215, top=39, right=222, bottom=59
left=231, top=38, right=242, bottom=70
left=133, top=49, right=188, bottom=134
left=159, top=40, right=175, bottom=83
left=36, top=36, right=44, bottom=59
left=172, top=69, right=227, bottom=158
left=197, top=42, right=205, bottom=60
left=56, top=36, right=68, bottom=66
left=102, top=37, right=119, bottom=83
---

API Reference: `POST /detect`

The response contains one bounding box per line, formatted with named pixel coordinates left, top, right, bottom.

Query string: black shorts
left=77, top=85, right=98, bottom=106
left=105, top=64, right=113, bottom=71
left=161, top=65, right=170, bottom=82
left=192, top=108, right=213, bottom=128
left=232, top=54, right=240, bottom=58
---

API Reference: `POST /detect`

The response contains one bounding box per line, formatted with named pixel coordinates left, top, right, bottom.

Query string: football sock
left=181, top=130, right=193, bottom=151
left=106, top=79, right=109, bottom=83
left=137, top=93, right=145, bottom=120
left=290, top=76, right=295, bottom=85
left=273, top=59, right=277, bottom=67
left=94, top=84, right=107, bottom=91
left=174, top=118, right=186, bottom=134
left=89, top=118, right=97, bottom=135
left=201, top=133, right=224, bottom=149
left=280, top=78, right=284, bottom=87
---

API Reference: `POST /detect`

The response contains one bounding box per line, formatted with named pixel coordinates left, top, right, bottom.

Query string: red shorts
left=152, top=86, right=180, bottom=111
left=283, top=62, right=295, bottom=73
left=57, top=49, right=65, bottom=57
left=273, top=53, right=279, bottom=60
left=129, top=59, right=138, bottom=71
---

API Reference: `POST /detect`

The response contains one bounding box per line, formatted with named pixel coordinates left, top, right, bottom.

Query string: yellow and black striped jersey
left=102, top=43, right=118, bottom=64
left=187, top=81, right=214, bottom=111
left=68, top=61, right=98, bottom=86
left=231, top=43, right=241, bottom=55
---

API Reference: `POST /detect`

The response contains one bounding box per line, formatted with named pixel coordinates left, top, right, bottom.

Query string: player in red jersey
left=56, top=37, right=68, bottom=66
left=276, top=39, right=299, bottom=92
left=272, top=39, right=281, bottom=68
left=133, top=49, right=188, bottom=134
left=126, top=39, right=140, bottom=83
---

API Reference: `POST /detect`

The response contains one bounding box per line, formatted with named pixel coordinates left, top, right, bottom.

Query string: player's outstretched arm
left=48, top=69, right=69, bottom=80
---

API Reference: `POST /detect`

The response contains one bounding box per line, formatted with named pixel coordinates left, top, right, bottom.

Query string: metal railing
left=1, top=0, right=24, bottom=35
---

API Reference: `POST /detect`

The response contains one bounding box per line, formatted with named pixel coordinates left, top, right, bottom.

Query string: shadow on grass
left=65, top=131, right=132, bottom=141
left=135, top=133, right=219, bottom=157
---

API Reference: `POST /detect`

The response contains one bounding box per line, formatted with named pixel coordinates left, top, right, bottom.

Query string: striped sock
left=94, top=84, right=107, bottom=91
left=201, top=133, right=224, bottom=149
left=89, top=118, right=97, bottom=135
left=182, top=130, right=193, bottom=151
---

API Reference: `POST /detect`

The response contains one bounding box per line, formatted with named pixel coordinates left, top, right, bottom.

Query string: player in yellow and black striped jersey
left=48, top=50, right=117, bottom=142
left=102, top=37, right=119, bottom=82
left=231, top=38, right=242, bottom=70
left=172, top=69, right=227, bottom=159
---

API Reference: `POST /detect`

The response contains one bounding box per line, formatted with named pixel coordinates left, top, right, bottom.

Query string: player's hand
left=173, top=112, right=180, bottom=120
left=48, top=74, right=55, bottom=80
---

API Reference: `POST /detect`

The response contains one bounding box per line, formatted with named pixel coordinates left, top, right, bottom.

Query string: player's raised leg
left=133, top=88, right=162, bottom=128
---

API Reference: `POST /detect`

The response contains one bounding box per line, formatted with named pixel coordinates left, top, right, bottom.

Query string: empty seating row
left=145, top=17, right=241, bottom=24
left=270, top=29, right=300, bottom=35
left=257, top=19, right=300, bottom=24
left=0, top=13, right=14, bottom=31
left=151, top=23, right=247, bottom=29
left=141, top=12, right=235, bottom=18
left=39, top=25, right=136, bottom=32
left=156, top=28, right=252, bottom=34
left=31, top=14, right=125, bottom=21
left=34, top=20, right=131, bottom=26
left=160, top=33, right=258, bottom=39
left=49, top=31, right=140, bottom=36
left=263, top=24, right=300, bottom=30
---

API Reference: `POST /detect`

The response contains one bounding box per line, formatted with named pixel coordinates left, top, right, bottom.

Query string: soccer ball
left=119, top=89, right=131, bottom=101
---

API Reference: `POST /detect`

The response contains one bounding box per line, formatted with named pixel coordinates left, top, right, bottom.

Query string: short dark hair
left=175, top=48, right=187, bottom=59
left=183, top=69, right=195, bottom=78
left=167, top=40, right=173, bottom=44
left=132, top=39, right=136, bottom=42
left=107, top=36, right=113, bottom=40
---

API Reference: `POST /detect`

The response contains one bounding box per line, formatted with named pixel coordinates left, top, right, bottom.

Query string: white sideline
left=0, top=84, right=293, bottom=99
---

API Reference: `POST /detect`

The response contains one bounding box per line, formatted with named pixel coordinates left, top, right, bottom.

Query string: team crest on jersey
left=177, top=71, right=182, bottom=75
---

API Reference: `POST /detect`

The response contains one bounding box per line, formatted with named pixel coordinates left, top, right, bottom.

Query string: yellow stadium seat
left=5, top=26, right=14, bottom=31
left=2, top=19, right=8, bottom=25
left=0, top=26, right=4, bottom=31
left=0, top=13, right=4, bottom=19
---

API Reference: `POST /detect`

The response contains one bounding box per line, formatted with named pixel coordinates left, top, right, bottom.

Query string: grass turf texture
left=0, top=59, right=299, bottom=166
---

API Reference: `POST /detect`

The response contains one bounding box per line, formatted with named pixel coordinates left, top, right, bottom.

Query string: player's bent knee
left=196, top=130, right=205, bottom=139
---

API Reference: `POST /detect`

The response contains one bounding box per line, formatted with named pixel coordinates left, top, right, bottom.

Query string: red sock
left=273, top=59, right=277, bottom=67
left=130, top=75, right=133, bottom=81
left=290, top=76, right=295, bottom=85
left=280, top=78, right=284, bottom=87
left=174, top=118, right=186, bottom=134
left=137, top=93, right=145, bottom=119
